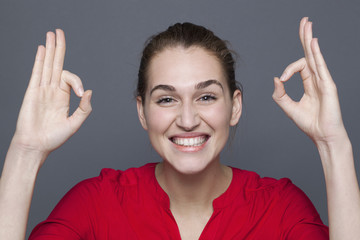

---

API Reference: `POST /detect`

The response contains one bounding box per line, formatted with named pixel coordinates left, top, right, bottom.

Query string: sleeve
left=28, top=178, right=102, bottom=240
left=277, top=179, right=329, bottom=240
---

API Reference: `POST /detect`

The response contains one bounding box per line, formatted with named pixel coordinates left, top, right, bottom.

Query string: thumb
left=272, top=77, right=297, bottom=118
left=69, top=90, right=93, bottom=132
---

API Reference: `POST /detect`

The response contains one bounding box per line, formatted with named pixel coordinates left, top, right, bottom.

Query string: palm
left=16, top=87, right=70, bottom=151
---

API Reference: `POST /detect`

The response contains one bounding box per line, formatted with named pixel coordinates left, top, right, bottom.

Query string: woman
left=0, top=17, right=359, bottom=239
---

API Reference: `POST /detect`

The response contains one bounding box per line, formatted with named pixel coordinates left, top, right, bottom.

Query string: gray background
left=0, top=0, right=359, bottom=238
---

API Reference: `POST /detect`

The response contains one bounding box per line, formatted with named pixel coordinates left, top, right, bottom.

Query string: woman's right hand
left=12, top=29, right=92, bottom=163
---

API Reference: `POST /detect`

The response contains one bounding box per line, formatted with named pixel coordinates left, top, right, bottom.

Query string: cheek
left=200, top=102, right=232, bottom=131
left=145, top=106, right=176, bottom=133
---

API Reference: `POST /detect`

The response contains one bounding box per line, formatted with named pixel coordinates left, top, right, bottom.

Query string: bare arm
left=0, top=30, right=92, bottom=240
left=272, top=17, right=360, bottom=239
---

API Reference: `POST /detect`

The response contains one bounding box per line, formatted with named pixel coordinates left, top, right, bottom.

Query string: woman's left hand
left=274, top=18, right=360, bottom=240
left=272, top=17, right=348, bottom=147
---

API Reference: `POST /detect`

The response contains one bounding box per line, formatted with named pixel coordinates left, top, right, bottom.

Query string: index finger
left=50, top=29, right=66, bottom=86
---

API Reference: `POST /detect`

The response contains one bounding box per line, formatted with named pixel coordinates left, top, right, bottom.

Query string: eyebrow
left=150, top=84, right=176, bottom=96
left=150, top=79, right=224, bottom=96
left=195, top=79, right=224, bottom=92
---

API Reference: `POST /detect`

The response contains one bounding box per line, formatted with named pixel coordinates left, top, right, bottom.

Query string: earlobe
left=230, top=90, right=242, bottom=126
left=136, top=97, right=148, bottom=130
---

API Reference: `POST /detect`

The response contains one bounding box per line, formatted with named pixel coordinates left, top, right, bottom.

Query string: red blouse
left=29, top=163, right=329, bottom=239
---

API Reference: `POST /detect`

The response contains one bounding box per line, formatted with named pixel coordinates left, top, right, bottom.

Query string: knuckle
left=272, top=92, right=278, bottom=101
left=53, top=65, right=62, bottom=72
left=61, top=69, right=69, bottom=76
left=56, top=41, right=66, bottom=48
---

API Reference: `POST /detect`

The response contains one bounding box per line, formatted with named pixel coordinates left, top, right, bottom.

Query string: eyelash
left=156, top=94, right=217, bottom=105
left=156, top=97, right=175, bottom=104
left=199, top=94, right=217, bottom=102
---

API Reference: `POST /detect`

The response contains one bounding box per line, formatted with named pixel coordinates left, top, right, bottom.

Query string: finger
left=272, top=77, right=298, bottom=119
left=298, top=18, right=314, bottom=80
left=68, top=90, right=93, bottom=133
left=28, top=45, right=45, bottom=88
left=51, top=29, right=66, bottom=87
left=280, top=58, right=316, bottom=96
left=299, top=17, right=308, bottom=50
left=40, top=32, right=56, bottom=85
left=60, top=70, right=85, bottom=97
left=303, top=21, right=317, bottom=73
left=311, top=38, right=333, bottom=83
left=280, top=58, right=307, bottom=82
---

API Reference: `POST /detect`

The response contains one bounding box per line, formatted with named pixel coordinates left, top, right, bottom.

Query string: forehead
left=147, top=46, right=227, bottom=90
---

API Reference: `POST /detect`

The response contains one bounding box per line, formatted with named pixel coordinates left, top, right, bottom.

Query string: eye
left=156, top=97, right=176, bottom=105
left=198, top=94, right=217, bottom=102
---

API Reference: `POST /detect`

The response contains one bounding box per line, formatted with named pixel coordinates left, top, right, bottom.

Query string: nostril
left=176, top=114, right=201, bottom=131
left=181, top=124, right=199, bottom=132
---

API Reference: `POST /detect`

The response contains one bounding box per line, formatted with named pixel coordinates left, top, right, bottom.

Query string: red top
left=29, top=163, right=329, bottom=239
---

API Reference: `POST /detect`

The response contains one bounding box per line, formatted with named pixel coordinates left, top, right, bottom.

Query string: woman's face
left=137, top=46, right=242, bottom=174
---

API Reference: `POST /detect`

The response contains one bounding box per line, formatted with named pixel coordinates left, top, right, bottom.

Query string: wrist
left=10, top=135, right=50, bottom=159
left=315, top=132, right=351, bottom=157
left=4, top=138, right=49, bottom=174
left=315, top=134, right=354, bottom=177
left=0, top=141, right=46, bottom=195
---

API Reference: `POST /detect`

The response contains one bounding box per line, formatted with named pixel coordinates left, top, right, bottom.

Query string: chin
left=164, top=154, right=215, bottom=175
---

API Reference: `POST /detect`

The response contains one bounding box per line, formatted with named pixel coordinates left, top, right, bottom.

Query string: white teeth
left=172, top=136, right=207, bottom=147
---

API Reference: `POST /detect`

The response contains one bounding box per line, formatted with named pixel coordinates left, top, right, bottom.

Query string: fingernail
left=280, top=73, right=287, bottom=81
left=78, top=88, right=84, bottom=97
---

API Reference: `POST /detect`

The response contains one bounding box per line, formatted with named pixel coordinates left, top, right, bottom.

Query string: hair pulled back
left=137, top=22, right=242, bottom=103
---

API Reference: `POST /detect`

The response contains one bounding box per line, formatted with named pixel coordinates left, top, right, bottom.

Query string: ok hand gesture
left=272, top=17, right=348, bottom=147
left=12, top=30, right=92, bottom=162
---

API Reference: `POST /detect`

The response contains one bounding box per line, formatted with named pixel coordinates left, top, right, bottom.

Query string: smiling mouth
left=170, top=135, right=209, bottom=147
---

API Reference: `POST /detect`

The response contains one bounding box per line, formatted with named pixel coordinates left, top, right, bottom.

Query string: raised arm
left=272, top=17, right=360, bottom=239
left=0, top=30, right=92, bottom=240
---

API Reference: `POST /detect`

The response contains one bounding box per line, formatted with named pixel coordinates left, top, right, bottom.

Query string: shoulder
left=47, top=163, right=158, bottom=217
left=232, top=167, right=293, bottom=192
left=229, top=168, right=328, bottom=235
left=231, top=167, right=325, bottom=223
left=73, top=162, right=158, bottom=194
left=230, top=167, right=314, bottom=207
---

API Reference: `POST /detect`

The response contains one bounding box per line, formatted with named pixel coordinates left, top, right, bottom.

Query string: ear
left=136, top=96, right=148, bottom=130
left=230, top=89, right=242, bottom=126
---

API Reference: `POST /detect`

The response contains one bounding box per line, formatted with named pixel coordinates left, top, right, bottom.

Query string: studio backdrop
left=0, top=0, right=359, bottom=238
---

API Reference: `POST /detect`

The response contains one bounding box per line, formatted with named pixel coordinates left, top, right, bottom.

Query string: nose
left=176, top=100, right=200, bottom=131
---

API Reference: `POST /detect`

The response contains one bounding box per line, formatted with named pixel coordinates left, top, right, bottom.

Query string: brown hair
left=136, top=22, right=242, bottom=103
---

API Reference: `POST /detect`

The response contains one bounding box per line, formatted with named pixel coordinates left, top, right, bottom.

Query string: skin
left=0, top=17, right=359, bottom=240
left=137, top=46, right=242, bottom=175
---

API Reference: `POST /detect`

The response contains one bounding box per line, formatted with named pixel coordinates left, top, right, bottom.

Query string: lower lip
left=170, top=137, right=209, bottom=152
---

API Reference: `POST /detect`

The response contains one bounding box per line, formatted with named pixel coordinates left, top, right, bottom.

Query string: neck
left=155, top=159, right=232, bottom=211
